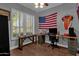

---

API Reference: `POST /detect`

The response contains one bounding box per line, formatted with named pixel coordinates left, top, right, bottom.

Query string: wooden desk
left=18, top=33, right=77, bottom=50
left=18, top=35, right=37, bottom=50
left=18, top=33, right=47, bottom=50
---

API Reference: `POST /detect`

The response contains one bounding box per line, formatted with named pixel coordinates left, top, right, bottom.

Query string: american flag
left=39, top=12, right=57, bottom=29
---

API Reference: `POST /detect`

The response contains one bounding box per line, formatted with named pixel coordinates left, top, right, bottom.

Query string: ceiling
left=20, top=3, right=63, bottom=13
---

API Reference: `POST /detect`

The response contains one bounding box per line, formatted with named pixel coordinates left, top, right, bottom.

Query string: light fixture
left=40, top=5, right=43, bottom=8
left=35, top=3, right=39, bottom=6
left=34, top=3, right=48, bottom=8
left=40, top=3, right=44, bottom=6
left=35, top=5, right=39, bottom=8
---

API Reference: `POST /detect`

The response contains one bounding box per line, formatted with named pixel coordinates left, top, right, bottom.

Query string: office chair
left=48, top=28, right=59, bottom=49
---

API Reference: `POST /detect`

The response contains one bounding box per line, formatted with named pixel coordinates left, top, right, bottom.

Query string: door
left=0, top=15, right=10, bottom=56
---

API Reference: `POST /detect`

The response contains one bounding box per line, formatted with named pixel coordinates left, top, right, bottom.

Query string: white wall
left=38, top=3, right=79, bottom=48
left=0, top=3, right=39, bottom=50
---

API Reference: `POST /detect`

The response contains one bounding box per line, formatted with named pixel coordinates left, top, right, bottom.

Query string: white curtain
left=25, top=14, right=35, bottom=34
left=11, top=8, right=35, bottom=38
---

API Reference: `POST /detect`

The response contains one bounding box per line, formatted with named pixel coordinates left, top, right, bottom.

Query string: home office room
left=0, top=3, right=79, bottom=56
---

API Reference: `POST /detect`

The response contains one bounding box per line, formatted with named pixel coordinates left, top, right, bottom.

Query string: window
left=25, top=14, right=35, bottom=34
left=11, top=9, right=35, bottom=38
left=12, top=9, right=20, bottom=37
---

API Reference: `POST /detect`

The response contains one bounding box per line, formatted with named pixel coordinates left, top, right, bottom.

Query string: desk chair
left=48, top=28, right=59, bottom=49
left=48, top=34, right=59, bottom=49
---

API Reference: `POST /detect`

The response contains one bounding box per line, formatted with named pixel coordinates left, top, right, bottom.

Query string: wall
left=38, top=3, right=79, bottom=48
left=0, top=3, right=38, bottom=50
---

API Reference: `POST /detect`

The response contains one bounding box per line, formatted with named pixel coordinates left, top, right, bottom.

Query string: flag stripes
left=39, top=12, right=57, bottom=29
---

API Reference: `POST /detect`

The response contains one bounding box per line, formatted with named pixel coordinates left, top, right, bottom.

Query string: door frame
left=0, top=8, right=10, bottom=20
left=0, top=8, right=11, bottom=49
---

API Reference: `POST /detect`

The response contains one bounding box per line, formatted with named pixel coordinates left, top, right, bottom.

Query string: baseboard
left=10, top=45, right=18, bottom=50
left=45, top=41, right=68, bottom=48
left=57, top=43, right=68, bottom=48
left=10, top=41, right=32, bottom=50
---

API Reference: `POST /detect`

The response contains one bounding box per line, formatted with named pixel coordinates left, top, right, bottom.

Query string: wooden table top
left=19, top=33, right=78, bottom=39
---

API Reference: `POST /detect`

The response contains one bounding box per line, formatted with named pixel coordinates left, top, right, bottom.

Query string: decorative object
left=62, top=15, right=73, bottom=36
left=77, top=4, right=79, bottom=19
left=34, top=3, right=48, bottom=8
